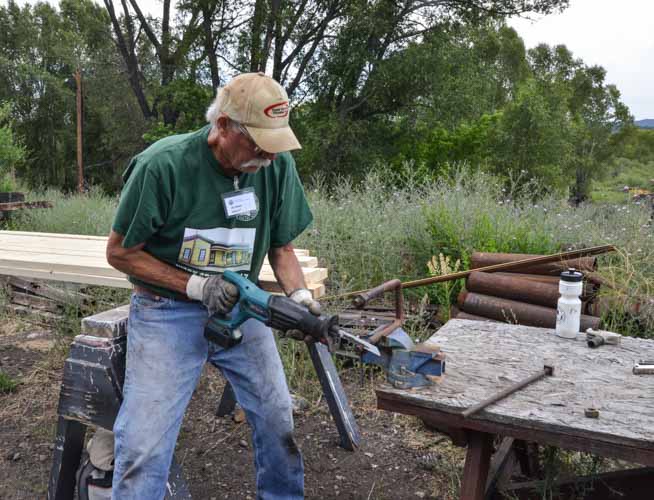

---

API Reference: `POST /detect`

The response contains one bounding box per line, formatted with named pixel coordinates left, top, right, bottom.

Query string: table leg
left=460, top=431, right=494, bottom=500
left=484, top=437, right=517, bottom=500
left=514, top=440, right=540, bottom=478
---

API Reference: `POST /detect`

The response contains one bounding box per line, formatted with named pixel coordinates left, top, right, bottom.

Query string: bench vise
left=360, top=328, right=445, bottom=389
left=352, top=279, right=445, bottom=389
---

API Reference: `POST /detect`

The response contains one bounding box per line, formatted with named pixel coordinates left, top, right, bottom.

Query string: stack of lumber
left=1, top=275, right=96, bottom=323
left=453, top=251, right=602, bottom=330
left=0, top=230, right=327, bottom=298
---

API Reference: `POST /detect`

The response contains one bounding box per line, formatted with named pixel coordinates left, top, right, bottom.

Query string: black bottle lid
left=560, top=268, right=584, bottom=282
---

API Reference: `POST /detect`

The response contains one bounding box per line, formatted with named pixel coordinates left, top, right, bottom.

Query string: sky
left=509, top=0, right=654, bottom=120
left=6, top=0, right=654, bottom=119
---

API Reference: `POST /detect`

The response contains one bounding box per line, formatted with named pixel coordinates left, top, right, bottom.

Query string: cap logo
left=264, top=101, right=289, bottom=118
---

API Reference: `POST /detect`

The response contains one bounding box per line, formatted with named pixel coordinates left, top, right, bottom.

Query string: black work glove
left=186, top=274, right=239, bottom=315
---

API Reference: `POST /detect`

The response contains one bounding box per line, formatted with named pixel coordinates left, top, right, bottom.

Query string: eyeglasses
left=235, top=122, right=266, bottom=156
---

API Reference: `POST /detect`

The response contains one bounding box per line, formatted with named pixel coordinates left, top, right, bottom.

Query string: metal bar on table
left=462, top=365, right=554, bottom=418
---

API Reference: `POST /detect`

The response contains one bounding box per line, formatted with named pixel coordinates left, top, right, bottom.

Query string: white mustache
left=241, top=159, right=271, bottom=169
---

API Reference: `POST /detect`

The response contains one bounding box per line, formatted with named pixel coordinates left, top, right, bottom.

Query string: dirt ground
left=0, top=316, right=465, bottom=500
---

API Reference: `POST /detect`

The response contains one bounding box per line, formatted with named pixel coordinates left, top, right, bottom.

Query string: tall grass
left=7, top=186, right=117, bottom=236
left=297, top=166, right=654, bottom=335
left=4, top=168, right=653, bottom=336
left=299, top=168, right=652, bottom=280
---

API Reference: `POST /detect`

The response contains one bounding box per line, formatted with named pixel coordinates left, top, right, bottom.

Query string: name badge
left=222, top=187, right=257, bottom=219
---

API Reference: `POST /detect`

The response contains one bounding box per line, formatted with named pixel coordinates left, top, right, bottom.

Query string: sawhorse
left=47, top=305, right=191, bottom=500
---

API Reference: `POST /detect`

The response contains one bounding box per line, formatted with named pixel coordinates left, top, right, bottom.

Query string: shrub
left=298, top=166, right=654, bottom=336
left=6, top=165, right=654, bottom=337
left=7, top=186, right=117, bottom=236
left=0, top=371, right=18, bottom=393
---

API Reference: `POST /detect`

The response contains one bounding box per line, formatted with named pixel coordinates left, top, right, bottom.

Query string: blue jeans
left=112, top=293, right=304, bottom=500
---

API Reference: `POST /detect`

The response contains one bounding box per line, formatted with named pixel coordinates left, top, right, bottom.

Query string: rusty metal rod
left=462, top=365, right=554, bottom=418
left=352, top=279, right=405, bottom=344
left=322, top=244, right=615, bottom=301
left=471, top=252, right=597, bottom=275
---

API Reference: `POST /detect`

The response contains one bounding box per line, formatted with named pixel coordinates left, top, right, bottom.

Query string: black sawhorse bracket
left=47, top=305, right=191, bottom=500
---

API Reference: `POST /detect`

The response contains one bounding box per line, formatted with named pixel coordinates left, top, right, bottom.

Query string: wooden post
left=460, top=431, right=494, bottom=500
left=74, top=68, right=83, bottom=193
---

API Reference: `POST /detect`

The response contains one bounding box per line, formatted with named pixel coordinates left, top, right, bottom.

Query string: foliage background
left=0, top=0, right=646, bottom=203
left=0, top=0, right=653, bottom=335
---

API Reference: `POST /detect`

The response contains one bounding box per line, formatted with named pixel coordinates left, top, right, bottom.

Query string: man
left=106, top=72, right=318, bottom=499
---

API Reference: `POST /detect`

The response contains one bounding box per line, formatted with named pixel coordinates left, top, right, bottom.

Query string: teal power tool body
left=204, top=270, right=379, bottom=356
left=206, top=271, right=377, bottom=452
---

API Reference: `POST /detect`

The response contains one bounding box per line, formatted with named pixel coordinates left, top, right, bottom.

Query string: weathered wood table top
left=377, top=319, right=654, bottom=460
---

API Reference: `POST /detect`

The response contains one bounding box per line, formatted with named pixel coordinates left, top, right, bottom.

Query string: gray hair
left=206, top=88, right=244, bottom=126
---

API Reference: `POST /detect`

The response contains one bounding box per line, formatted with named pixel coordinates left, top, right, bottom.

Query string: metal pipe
left=322, top=245, right=615, bottom=301
left=462, top=365, right=554, bottom=418
left=458, top=291, right=601, bottom=331
left=493, top=272, right=560, bottom=285
left=467, top=271, right=560, bottom=308
left=492, top=272, right=598, bottom=300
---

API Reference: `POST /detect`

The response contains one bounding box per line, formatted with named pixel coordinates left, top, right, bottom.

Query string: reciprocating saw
left=204, top=270, right=379, bottom=356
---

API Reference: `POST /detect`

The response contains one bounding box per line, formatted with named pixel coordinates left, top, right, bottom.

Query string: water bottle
left=556, top=268, right=584, bottom=339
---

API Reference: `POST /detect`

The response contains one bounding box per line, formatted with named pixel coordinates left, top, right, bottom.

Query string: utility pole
left=74, top=68, right=83, bottom=193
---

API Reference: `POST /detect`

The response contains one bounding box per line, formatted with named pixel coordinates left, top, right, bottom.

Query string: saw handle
left=210, top=270, right=272, bottom=330
left=209, top=270, right=339, bottom=347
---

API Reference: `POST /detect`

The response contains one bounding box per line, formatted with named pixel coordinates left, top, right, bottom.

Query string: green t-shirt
left=112, top=125, right=313, bottom=299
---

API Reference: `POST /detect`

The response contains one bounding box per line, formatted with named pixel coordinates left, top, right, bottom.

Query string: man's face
left=226, top=123, right=276, bottom=174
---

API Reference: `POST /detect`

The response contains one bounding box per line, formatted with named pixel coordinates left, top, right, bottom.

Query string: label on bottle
left=556, top=301, right=581, bottom=339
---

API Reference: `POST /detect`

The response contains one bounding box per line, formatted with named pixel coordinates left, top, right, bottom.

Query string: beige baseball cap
left=219, top=72, right=301, bottom=154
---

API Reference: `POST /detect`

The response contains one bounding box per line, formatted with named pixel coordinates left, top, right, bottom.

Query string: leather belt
left=133, top=284, right=195, bottom=302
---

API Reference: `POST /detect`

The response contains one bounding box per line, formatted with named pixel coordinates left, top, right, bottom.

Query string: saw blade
left=336, top=329, right=381, bottom=357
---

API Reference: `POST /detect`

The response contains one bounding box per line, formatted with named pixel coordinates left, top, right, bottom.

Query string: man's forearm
left=112, top=250, right=190, bottom=293
left=106, top=230, right=190, bottom=294
left=267, top=244, right=306, bottom=295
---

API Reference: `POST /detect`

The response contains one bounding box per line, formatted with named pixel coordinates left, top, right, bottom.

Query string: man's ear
left=208, top=116, right=230, bottom=146
left=217, top=116, right=230, bottom=136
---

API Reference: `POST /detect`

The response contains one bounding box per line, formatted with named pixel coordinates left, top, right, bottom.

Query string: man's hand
left=286, top=289, right=322, bottom=343
left=187, top=274, right=239, bottom=315
left=289, top=288, right=321, bottom=316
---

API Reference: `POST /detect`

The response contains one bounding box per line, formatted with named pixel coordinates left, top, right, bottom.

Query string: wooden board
left=0, top=200, right=52, bottom=211
left=0, top=230, right=326, bottom=297
left=377, top=319, right=654, bottom=456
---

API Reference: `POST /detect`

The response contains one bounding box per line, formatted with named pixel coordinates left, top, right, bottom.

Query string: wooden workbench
left=376, top=319, right=654, bottom=499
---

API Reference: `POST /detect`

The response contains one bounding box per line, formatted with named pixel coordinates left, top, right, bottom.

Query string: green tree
left=0, top=102, right=25, bottom=191
left=488, top=78, right=573, bottom=192
left=528, top=44, right=632, bottom=203
left=0, top=0, right=146, bottom=190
